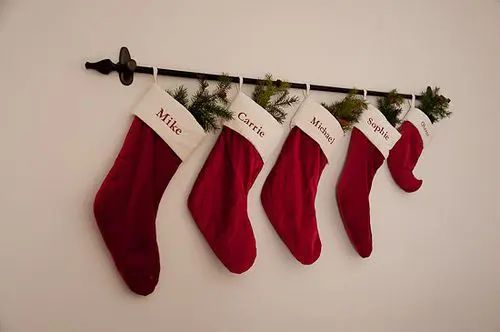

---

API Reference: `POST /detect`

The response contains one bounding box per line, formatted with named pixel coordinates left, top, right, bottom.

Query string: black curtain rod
left=85, top=47, right=422, bottom=100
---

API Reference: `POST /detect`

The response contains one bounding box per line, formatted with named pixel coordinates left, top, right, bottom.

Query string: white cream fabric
left=224, top=92, right=283, bottom=161
left=291, top=96, right=343, bottom=162
left=354, top=104, right=402, bottom=158
left=133, top=83, right=205, bottom=161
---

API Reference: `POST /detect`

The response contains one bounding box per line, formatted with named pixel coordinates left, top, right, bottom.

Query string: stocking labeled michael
left=261, top=96, right=344, bottom=264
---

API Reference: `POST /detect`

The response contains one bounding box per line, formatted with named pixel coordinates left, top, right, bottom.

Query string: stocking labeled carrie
left=188, top=90, right=284, bottom=274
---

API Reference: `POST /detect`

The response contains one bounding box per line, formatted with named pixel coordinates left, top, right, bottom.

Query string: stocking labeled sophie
left=94, top=82, right=204, bottom=295
left=336, top=104, right=401, bottom=257
left=387, top=107, right=433, bottom=192
left=188, top=92, right=282, bottom=273
left=261, top=97, right=343, bottom=264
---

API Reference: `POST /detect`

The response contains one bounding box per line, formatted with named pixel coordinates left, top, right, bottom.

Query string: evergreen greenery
left=377, top=89, right=405, bottom=127
left=322, top=90, right=367, bottom=131
left=417, top=86, right=451, bottom=123
left=168, top=75, right=233, bottom=132
left=252, top=74, right=300, bottom=124
left=168, top=86, right=189, bottom=108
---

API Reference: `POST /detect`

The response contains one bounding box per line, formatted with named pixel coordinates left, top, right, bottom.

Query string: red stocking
left=188, top=92, right=282, bottom=273
left=336, top=105, right=401, bottom=258
left=336, top=128, right=384, bottom=257
left=94, top=83, right=204, bottom=295
left=188, top=127, right=262, bottom=273
left=261, top=98, right=342, bottom=264
left=262, top=128, right=325, bottom=264
left=94, top=117, right=180, bottom=295
left=387, top=108, right=433, bottom=193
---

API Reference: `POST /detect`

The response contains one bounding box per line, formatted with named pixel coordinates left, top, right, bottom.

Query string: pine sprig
left=417, top=86, right=451, bottom=123
left=322, top=90, right=367, bottom=131
left=168, top=86, right=189, bottom=108
left=213, top=74, right=232, bottom=103
left=167, top=75, right=233, bottom=132
left=252, top=74, right=300, bottom=124
left=377, top=89, right=404, bottom=127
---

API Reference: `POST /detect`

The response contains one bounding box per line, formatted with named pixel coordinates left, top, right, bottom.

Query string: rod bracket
left=85, top=47, right=136, bottom=86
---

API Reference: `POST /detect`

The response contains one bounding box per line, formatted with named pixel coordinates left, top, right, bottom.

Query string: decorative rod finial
left=84, top=47, right=136, bottom=86
left=85, top=59, right=116, bottom=74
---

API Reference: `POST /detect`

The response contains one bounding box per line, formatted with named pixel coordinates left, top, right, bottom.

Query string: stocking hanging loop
left=363, top=89, right=367, bottom=100
left=152, top=67, right=158, bottom=83
left=238, top=76, right=243, bottom=91
left=411, top=94, right=416, bottom=108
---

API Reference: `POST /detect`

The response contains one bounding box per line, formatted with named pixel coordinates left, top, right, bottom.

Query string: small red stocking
left=261, top=98, right=343, bottom=264
left=387, top=107, right=433, bottom=192
left=336, top=105, right=401, bottom=257
left=94, top=83, right=204, bottom=295
left=188, top=92, right=282, bottom=273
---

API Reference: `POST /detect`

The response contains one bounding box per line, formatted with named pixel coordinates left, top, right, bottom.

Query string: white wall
left=1, top=1, right=499, bottom=331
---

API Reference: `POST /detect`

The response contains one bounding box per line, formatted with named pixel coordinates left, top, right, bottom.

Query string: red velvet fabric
left=94, top=117, right=181, bottom=295
left=336, top=128, right=384, bottom=258
left=261, top=127, right=327, bottom=265
left=387, top=121, right=424, bottom=193
left=188, top=127, right=262, bottom=274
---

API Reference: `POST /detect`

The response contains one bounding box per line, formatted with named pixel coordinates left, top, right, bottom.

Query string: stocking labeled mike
left=93, top=73, right=232, bottom=295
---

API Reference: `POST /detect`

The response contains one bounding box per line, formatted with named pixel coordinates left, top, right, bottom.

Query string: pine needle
left=167, top=86, right=189, bottom=108
left=167, top=75, right=233, bottom=132
left=322, top=90, right=366, bottom=131
left=417, top=86, right=451, bottom=123
left=252, top=74, right=299, bottom=124
left=376, top=89, right=405, bottom=127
